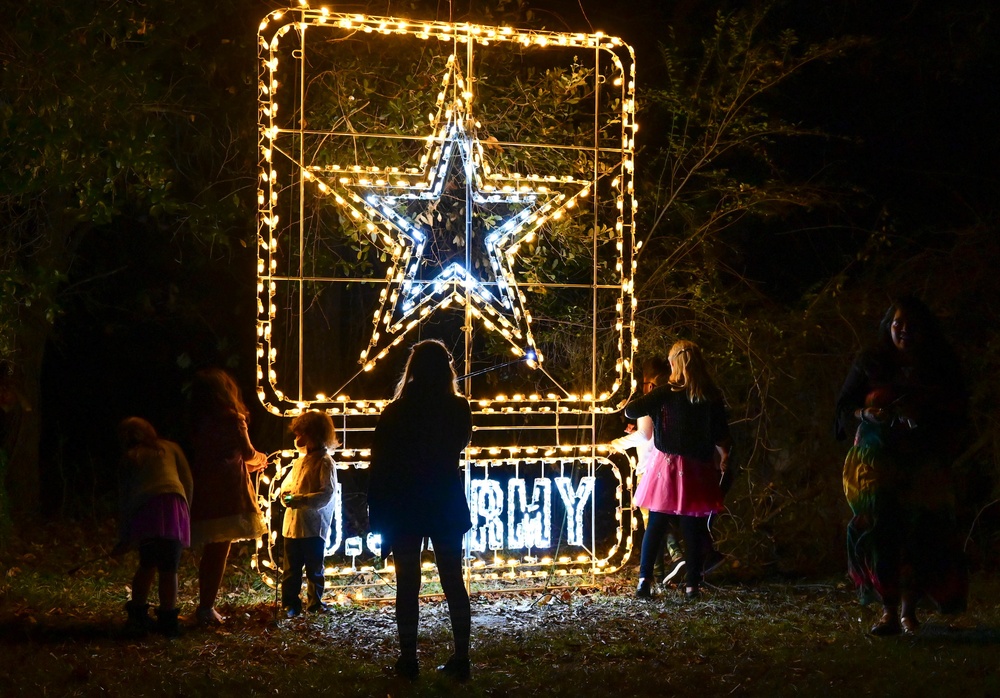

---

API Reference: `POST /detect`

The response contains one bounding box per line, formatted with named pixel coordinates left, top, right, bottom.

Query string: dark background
left=14, top=0, right=998, bottom=572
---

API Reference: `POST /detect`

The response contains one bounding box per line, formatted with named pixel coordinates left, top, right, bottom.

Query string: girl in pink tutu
left=117, top=417, right=193, bottom=636
left=618, top=340, right=732, bottom=600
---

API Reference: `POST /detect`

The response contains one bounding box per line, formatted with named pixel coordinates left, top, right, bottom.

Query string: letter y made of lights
left=253, top=5, right=640, bottom=599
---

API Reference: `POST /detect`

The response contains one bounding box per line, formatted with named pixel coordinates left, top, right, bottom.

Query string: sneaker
left=684, top=586, right=701, bottom=601
left=870, top=612, right=901, bottom=636
left=306, top=602, right=329, bottom=614
left=284, top=606, right=302, bottom=619
left=635, top=578, right=653, bottom=599
left=702, top=550, right=725, bottom=575
left=661, top=559, right=686, bottom=585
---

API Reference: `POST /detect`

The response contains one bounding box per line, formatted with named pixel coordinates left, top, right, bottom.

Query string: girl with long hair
left=368, top=340, right=474, bottom=681
left=620, top=340, right=732, bottom=599
left=188, top=368, right=268, bottom=626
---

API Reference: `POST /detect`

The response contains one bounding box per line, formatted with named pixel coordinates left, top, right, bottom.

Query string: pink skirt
left=634, top=450, right=724, bottom=516
left=129, top=493, right=191, bottom=547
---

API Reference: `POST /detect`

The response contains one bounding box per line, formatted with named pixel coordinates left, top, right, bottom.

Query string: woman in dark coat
left=368, top=339, right=473, bottom=681
left=836, top=297, right=968, bottom=635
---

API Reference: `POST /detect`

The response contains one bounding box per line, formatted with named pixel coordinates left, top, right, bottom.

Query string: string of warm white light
left=255, top=6, right=637, bottom=416
left=305, top=55, right=594, bottom=376
left=250, top=5, right=640, bottom=595
left=251, top=451, right=639, bottom=596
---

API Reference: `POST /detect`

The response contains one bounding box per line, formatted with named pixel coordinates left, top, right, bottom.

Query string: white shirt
left=280, top=449, right=337, bottom=541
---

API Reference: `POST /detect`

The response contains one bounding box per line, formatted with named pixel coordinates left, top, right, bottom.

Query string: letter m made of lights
left=252, top=5, right=640, bottom=598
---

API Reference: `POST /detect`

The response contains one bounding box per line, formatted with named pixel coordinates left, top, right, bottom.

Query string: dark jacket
left=368, top=392, right=473, bottom=542
left=624, top=385, right=729, bottom=462
left=834, top=348, right=967, bottom=453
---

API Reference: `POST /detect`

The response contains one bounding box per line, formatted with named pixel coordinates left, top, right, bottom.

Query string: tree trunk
left=1, top=304, right=49, bottom=518
left=1, top=197, right=77, bottom=521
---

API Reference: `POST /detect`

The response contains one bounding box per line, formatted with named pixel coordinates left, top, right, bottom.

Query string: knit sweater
left=119, top=439, right=193, bottom=528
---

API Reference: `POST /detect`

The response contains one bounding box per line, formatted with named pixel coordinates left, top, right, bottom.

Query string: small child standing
left=117, top=417, right=193, bottom=637
left=280, top=410, right=339, bottom=617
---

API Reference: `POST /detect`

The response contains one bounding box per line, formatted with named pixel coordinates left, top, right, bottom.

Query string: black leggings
left=641, top=513, right=711, bottom=589
left=138, top=537, right=182, bottom=575
left=390, top=533, right=470, bottom=660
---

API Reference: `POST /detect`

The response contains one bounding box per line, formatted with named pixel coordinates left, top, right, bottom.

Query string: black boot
left=155, top=607, right=181, bottom=638
left=124, top=600, right=154, bottom=636
left=396, top=619, right=419, bottom=679
left=394, top=655, right=419, bottom=680
left=437, top=655, right=471, bottom=682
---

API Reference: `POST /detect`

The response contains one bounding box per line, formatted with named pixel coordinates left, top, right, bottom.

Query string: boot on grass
left=155, top=607, right=181, bottom=638
left=124, top=600, right=154, bottom=636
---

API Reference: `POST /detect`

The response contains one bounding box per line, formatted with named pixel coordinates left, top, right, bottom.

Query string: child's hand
left=283, top=493, right=298, bottom=508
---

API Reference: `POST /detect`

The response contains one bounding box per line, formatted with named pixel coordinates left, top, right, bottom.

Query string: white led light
left=253, top=10, right=638, bottom=593
left=554, top=476, right=596, bottom=546
left=507, top=478, right=552, bottom=549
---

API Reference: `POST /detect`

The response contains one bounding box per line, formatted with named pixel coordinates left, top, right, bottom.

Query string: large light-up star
left=303, top=56, right=592, bottom=372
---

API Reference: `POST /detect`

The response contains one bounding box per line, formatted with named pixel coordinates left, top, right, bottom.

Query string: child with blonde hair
left=622, top=340, right=732, bottom=600
left=117, top=417, right=193, bottom=636
left=280, top=410, right=339, bottom=617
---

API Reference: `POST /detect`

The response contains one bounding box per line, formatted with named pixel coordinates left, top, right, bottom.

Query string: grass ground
left=2, top=521, right=999, bottom=697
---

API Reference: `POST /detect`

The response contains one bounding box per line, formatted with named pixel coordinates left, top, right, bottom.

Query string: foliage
left=626, top=1, right=999, bottom=574
left=621, top=5, right=868, bottom=573
left=3, top=522, right=1000, bottom=696
left=0, top=449, right=10, bottom=548
left=0, top=203, right=64, bottom=366
left=0, top=0, right=263, bottom=512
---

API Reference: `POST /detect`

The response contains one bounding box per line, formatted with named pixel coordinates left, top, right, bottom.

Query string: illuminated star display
left=305, top=56, right=591, bottom=373
left=252, top=7, right=641, bottom=597
left=256, top=11, right=638, bottom=415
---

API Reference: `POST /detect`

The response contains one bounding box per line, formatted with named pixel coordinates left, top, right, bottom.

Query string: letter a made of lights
left=253, top=4, right=641, bottom=599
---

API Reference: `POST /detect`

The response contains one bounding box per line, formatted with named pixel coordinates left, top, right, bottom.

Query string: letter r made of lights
left=253, top=5, right=640, bottom=598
